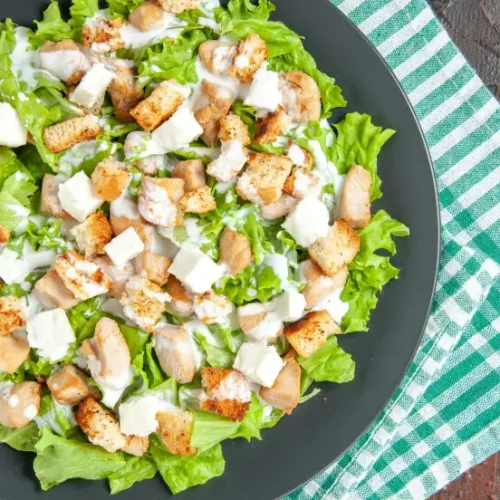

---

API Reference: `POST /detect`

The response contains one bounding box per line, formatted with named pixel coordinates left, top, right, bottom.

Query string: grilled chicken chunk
left=193, top=290, right=232, bottom=325
left=165, top=276, right=194, bottom=317
left=155, top=0, right=200, bottom=14
left=38, top=40, right=90, bottom=84
left=92, top=256, right=135, bottom=300
left=156, top=410, right=196, bottom=456
left=254, top=106, right=291, bottom=144
left=70, top=212, right=113, bottom=258
left=260, top=194, right=297, bottom=220
left=0, top=335, right=30, bottom=374
left=34, top=269, right=79, bottom=310
left=43, top=115, right=102, bottom=154
left=0, top=296, right=25, bottom=336
left=0, top=381, right=41, bottom=428
left=283, top=168, right=321, bottom=199
left=198, top=41, right=236, bottom=76
left=228, top=34, right=268, bottom=83
left=0, top=224, right=10, bottom=245
left=40, top=174, right=72, bottom=219
left=172, top=159, right=206, bottom=192
left=91, top=158, right=130, bottom=202
left=135, top=250, right=171, bottom=287
left=280, top=71, right=321, bottom=123
left=219, top=228, right=253, bottom=276
left=122, top=435, right=150, bottom=456
left=47, top=365, right=100, bottom=406
left=129, top=1, right=164, bottom=31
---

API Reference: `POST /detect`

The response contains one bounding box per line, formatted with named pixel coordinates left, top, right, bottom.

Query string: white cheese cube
left=119, top=395, right=173, bottom=437
left=169, top=245, right=225, bottom=294
left=38, top=48, right=90, bottom=82
left=26, top=309, right=76, bottom=361
left=58, top=171, right=104, bottom=222
left=152, top=106, right=203, bottom=153
left=282, top=196, right=330, bottom=247
left=275, top=290, right=306, bottom=322
left=104, top=227, right=144, bottom=268
left=70, top=63, right=115, bottom=109
left=233, top=342, right=284, bottom=388
left=0, top=249, right=29, bottom=285
left=244, top=67, right=282, bottom=114
left=0, top=103, right=28, bottom=147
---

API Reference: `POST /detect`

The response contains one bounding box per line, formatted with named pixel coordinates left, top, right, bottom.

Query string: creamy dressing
left=59, top=140, right=116, bottom=177
left=312, top=288, right=349, bottom=325
left=308, top=140, right=345, bottom=197
left=121, top=13, right=186, bottom=48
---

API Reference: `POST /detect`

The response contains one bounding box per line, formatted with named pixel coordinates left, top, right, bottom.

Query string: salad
left=0, top=0, right=410, bottom=495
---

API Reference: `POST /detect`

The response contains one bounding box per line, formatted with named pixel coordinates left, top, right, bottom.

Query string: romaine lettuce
left=0, top=422, right=39, bottom=452
left=29, top=2, right=74, bottom=49
left=108, top=455, right=157, bottom=494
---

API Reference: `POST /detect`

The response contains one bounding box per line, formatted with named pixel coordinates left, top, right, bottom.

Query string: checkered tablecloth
left=287, top=0, right=500, bottom=498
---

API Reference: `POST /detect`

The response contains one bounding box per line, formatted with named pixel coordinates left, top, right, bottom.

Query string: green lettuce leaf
left=36, top=393, right=75, bottom=437
left=191, top=410, right=240, bottom=451
left=108, top=0, right=144, bottom=19
left=194, top=332, right=235, bottom=368
left=216, top=0, right=275, bottom=22
left=69, top=0, right=100, bottom=37
left=29, top=2, right=74, bottom=49
left=0, top=422, right=39, bottom=452
left=229, top=394, right=264, bottom=441
left=0, top=147, right=30, bottom=187
left=108, top=455, right=157, bottom=494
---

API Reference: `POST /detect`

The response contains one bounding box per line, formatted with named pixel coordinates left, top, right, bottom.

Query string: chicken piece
left=153, top=326, right=197, bottom=383
left=193, top=290, right=232, bottom=324
left=76, top=397, right=127, bottom=452
left=47, top=365, right=100, bottom=406
left=54, top=251, right=112, bottom=301
left=157, top=410, right=196, bottom=456
left=198, top=40, right=236, bottom=76
left=228, top=34, right=268, bottom=83
left=122, top=435, right=149, bottom=456
left=154, top=0, right=200, bottom=14
left=284, top=310, right=340, bottom=358
left=206, top=140, right=248, bottom=183
left=260, top=194, right=297, bottom=220
left=0, top=296, right=25, bottom=336
left=236, top=152, right=293, bottom=205
left=43, top=115, right=102, bottom=154
left=129, top=1, right=164, bottom=31
left=200, top=367, right=251, bottom=422
left=237, top=302, right=283, bottom=342
left=308, top=220, right=360, bottom=277
left=82, top=17, right=124, bottom=54
left=259, top=355, right=301, bottom=414
left=38, top=40, right=90, bottom=85
left=0, top=335, right=30, bottom=373
left=336, top=164, right=372, bottom=229
left=194, top=80, right=234, bottom=147
left=91, top=158, right=130, bottom=202
left=300, top=260, right=348, bottom=309
left=138, top=176, right=185, bottom=228
left=280, top=71, right=321, bottom=123
left=120, top=275, right=169, bottom=332
left=283, top=167, right=321, bottom=199
left=286, top=140, right=314, bottom=170
left=0, top=224, right=10, bottom=245
left=219, top=114, right=251, bottom=145
left=254, top=106, right=291, bottom=144
left=135, top=250, right=171, bottom=286
left=40, top=174, right=72, bottom=219
left=134, top=155, right=165, bottom=175
left=93, top=256, right=135, bottom=300
left=130, top=79, right=188, bottom=131
left=110, top=213, right=155, bottom=249
left=172, top=159, right=206, bottom=192
left=165, top=276, right=194, bottom=317
left=219, top=227, right=252, bottom=276
left=70, top=212, right=113, bottom=258
left=179, top=185, right=216, bottom=214
left=0, top=381, right=41, bottom=428
left=33, top=269, right=79, bottom=310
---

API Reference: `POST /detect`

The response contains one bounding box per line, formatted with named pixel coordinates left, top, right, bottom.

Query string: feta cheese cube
left=70, top=63, right=115, bottom=109
left=58, top=171, right=104, bottom=222
left=169, top=246, right=225, bottom=294
left=0, top=103, right=28, bottom=147
left=104, top=227, right=144, bottom=267
left=119, top=395, right=173, bottom=437
left=244, top=67, right=282, bottom=114
left=282, top=196, right=330, bottom=247
left=275, top=290, right=306, bottom=322
left=233, top=342, right=284, bottom=388
left=26, top=309, right=76, bottom=361
left=152, top=106, right=203, bottom=153
left=0, top=249, right=29, bottom=285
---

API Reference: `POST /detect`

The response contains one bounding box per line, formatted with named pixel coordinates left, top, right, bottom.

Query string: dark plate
left=0, top=0, right=440, bottom=499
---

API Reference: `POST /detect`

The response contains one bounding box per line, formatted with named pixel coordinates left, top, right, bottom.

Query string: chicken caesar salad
left=0, top=0, right=409, bottom=494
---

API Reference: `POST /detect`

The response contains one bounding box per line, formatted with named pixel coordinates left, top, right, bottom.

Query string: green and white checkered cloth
left=287, top=0, right=500, bottom=499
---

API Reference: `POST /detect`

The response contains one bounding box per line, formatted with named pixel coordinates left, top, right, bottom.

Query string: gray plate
left=0, top=0, right=440, bottom=498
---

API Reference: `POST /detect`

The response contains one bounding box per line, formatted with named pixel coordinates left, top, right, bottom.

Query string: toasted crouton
left=122, top=435, right=149, bottom=456
left=0, top=334, right=30, bottom=374
left=179, top=185, right=216, bottom=214
left=172, top=160, right=206, bottom=192
left=283, top=167, right=321, bottom=199
left=219, top=114, right=251, bottom=145
left=135, top=250, right=171, bottom=286
left=236, top=152, right=293, bottom=205
left=43, top=115, right=102, bottom=154
left=130, top=79, right=188, bottom=131
left=198, top=40, right=236, bottom=76
left=91, top=158, right=130, bottom=202
left=129, top=1, right=164, bottom=31
left=308, top=220, right=360, bottom=277
left=336, top=164, right=372, bottom=229
left=82, top=18, right=124, bottom=54
left=280, top=71, right=321, bottom=123
left=219, top=227, right=252, bottom=276
left=284, top=310, right=340, bottom=358
left=47, top=365, right=100, bottom=406
left=0, top=296, right=25, bottom=336
left=93, top=256, right=135, bottom=300
left=70, top=212, right=113, bottom=258
left=286, top=141, right=314, bottom=170
left=165, top=276, right=194, bottom=317
left=34, top=269, right=79, bottom=310
left=260, top=194, right=297, bottom=220
left=76, top=397, right=127, bottom=452
left=157, top=410, right=196, bottom=456
left=40, top=174, right=71, bottom=219
left=154, top=0, right=200, bottom=13
left=0, top=382, right=41, bottom=429
left=254, top=106, right=291, bottom=144
left=200, top=367, right=251, bottom=422
left=228, top=34, right=268, bottom=83
left=0, top=224, right=10, bottom=245
left=193, top=290, right=232, bottom=324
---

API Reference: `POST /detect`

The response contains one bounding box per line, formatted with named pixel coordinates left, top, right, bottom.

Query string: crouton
left=130, top=79, right=188, bottom=131
left=33, top=269, right=79, bottom=310
left=165, top=276, right=194, bottom=317
left=122, top=435, right=149, bottom=456
left=0, top=335, right=30, bottom=374
left=254, top=106, right=291, bottom=144
left=70, top=212, right=113, bottom=258
left=0, top=296, right=25, bottom=336
left=193, top=290, right=232, bottom=324
left=129, top=1, right=164, bottom=31
left=336, top=164, right=372, bottom=229
left=308, top=220, right=360, bottom=277
left=0, top=224, right=10, bottom=245
left=135, top=250, right=171, bottom=286
left=179, top=185, right=216, bottom=214
left=40, top=174, right=71, bottom=219
left=153, top=326, right=197, bottom=383
left=43, top=115, right=102, bottom=154
left=193, top=80, right=234, bottom=147
left=172, top=160, right=206, bottom=192
left=219, top=114, right=251, bottom=145
left=154, top=0, right=200, bottom=13
left=157, top=410, right=196, bottom=456
left=260, top=194, right=297, bottom=220
left=228, top=34, right=268, bottom=83
left=286, top=141, right=314, bottom=170
left=283, top=167, right=321, bottom=199
left=0, top=382, right=41, bottom=429
left=200, top=367, right=251, bottom=422
left=280, top=71, right=321, bottom=123
left=236, top=152, right=293, bottom=205
left=82, top=17, right=124, bottom=54
left=47, top=365, right=100, bottom=406
left=91, top=158, right=129, bottom=202
left=198, top=40, right=236, bottom=76
left=219, top=227, right=252, bottom=276
left=284, top=310, right=340, bottom=358
left=93, top=256, right=135, bottom=300
left=110, top=213, right=155, bottom=249
left=76, top=397, right=127, bottom=452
